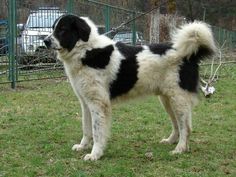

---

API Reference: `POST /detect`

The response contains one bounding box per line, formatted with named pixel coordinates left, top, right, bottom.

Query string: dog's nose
left=44, top=37, right=51, bottom=48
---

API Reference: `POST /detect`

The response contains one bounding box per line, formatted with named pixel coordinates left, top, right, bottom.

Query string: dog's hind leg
left=169, top=95, right=192, bottom=154
left=159, top=95, right=179, bottom=144
left=72, top=96, right=93, bottom=151
left=83, top=96, right=111, bottom=161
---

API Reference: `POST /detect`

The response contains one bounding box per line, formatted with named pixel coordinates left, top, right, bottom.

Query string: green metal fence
left=212, top=26, right=236, bottom=49
left=1, top=0, right=147, bottom=88
left=0, top=0, right=235, bottom=88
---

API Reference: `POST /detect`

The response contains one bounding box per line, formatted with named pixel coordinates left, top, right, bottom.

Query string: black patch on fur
left=149, top=43, right=173, bottom=55
left=82, top=45, right=114, bottom=69
left=109, top=42, right=142, bottom=99
left=53, top=15, right=91, bottom=51
left=115, top=42, right=143, bottom=57
left=178, top=46, right=214, bottom=92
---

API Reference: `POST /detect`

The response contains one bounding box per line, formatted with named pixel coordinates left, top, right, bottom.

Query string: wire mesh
left=0, top=0, right=235, bottom=88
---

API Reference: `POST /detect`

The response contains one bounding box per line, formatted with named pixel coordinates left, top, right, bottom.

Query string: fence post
left=67, top=0, right=74, bottom=13
left=132, top=11, right=136, bottom=45
left=228, top=31, right=233, bottom=50
left=232, top=32, right=235, bottom=48
left=230, top=32, right=234, bottom=49
left=202, top=7, right=206, bottom=21
left=8, top=0, right=17, bottom=89
left=226, top=30, right=230, bottom=49
left=104, top=5, right=110, bottom=35
left=223, top=29, right=226, bottom=47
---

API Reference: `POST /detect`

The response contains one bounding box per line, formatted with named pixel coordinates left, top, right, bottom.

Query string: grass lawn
left=0, top=66, right=236, bottom=177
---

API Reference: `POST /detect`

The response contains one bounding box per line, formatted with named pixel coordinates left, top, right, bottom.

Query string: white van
left=21, top=7, right=66, bottom=55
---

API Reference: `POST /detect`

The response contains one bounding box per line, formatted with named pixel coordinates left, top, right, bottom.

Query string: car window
left=27, top=13, right=63, bottom=28
left=114, top=32, right=132, bottom=40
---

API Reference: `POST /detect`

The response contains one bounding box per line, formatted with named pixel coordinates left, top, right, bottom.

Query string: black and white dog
left=44, top=14, right=216, bottom=161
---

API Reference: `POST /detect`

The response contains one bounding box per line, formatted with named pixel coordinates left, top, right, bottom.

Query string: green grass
left=0, top=67, right=236, bottom=177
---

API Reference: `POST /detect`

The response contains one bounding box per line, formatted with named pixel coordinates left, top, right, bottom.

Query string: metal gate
left=1, top=0, right=70, bottom=88
left=0, top=0, right=145, bottom=88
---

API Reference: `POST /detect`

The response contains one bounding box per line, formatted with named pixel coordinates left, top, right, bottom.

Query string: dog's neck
left=57, top=34, right=115, bottom=79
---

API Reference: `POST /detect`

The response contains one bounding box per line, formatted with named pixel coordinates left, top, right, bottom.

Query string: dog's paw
left=160, top=138, right=173, bottom=144
left=160, top=138, right=177, bottom=144
left=170, top=145, right=189, bottom=155
left=72, top=144, right=87, bottom=151
left=170, top=149, right=182, bottom=155
left=83, top=153, right=100, bottom=161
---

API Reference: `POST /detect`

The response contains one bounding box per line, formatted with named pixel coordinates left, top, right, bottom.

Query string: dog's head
left=44, top=14, right=95, bottom=53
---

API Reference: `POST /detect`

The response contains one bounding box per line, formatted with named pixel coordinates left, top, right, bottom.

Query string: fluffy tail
left=171, top=21, right=216, bottom=61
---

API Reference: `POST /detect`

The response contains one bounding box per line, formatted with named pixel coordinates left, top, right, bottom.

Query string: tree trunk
left=149, top=8, right=160, bottom=43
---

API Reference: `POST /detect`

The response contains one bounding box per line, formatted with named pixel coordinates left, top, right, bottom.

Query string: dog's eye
left=61, top=30, right=65, bottom=33
left=60, top=27, right=67, bottom=31
left=59, top=29, right=66, bottom=35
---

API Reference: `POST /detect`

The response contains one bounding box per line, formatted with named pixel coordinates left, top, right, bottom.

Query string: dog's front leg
left=72, top=96, right=92, bottom=151
left=84, top=98, right=111, bottom=161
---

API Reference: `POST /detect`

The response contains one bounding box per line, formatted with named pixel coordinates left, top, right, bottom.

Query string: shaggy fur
left=44, top=14, right=216, bottom=161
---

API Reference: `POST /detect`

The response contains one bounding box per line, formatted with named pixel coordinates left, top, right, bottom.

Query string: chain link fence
left=0, top=0, right=235, bottom=88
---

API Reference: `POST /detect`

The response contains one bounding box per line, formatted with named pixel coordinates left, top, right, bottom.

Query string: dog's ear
left=74, top=17, right=91, bottom=42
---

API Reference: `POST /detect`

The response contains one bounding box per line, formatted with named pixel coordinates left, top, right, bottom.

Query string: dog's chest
left=65, top=64, right=108, bottom=95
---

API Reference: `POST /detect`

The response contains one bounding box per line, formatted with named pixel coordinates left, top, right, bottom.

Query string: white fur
left=47, top=17, right=216, bottom=161
left=171, top=21, right=216, bottom=60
